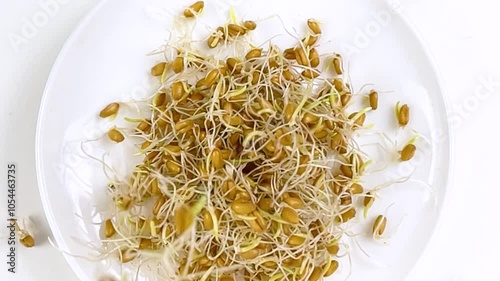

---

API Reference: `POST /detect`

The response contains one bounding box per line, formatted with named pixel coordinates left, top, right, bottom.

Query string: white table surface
left=1, top=0, right=499, bottom=280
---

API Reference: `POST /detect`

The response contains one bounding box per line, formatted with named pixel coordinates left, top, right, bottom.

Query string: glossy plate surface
left=36, top=0, right=451, bottom=280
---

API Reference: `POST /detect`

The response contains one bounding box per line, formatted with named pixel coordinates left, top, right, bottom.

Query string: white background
left=1, top=0, right=499, bottom=280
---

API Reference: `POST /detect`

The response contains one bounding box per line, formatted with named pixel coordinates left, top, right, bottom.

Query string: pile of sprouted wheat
left=94, top=2, right=418, bottom=280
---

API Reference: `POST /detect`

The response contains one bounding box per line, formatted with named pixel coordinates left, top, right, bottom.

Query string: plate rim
left=392, top=7, right=455, bottom=280
left=35, top=0, right=112, bottom=280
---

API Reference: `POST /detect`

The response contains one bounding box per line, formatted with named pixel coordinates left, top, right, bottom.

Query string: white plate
left=36, top=0, right=451, bottom=280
